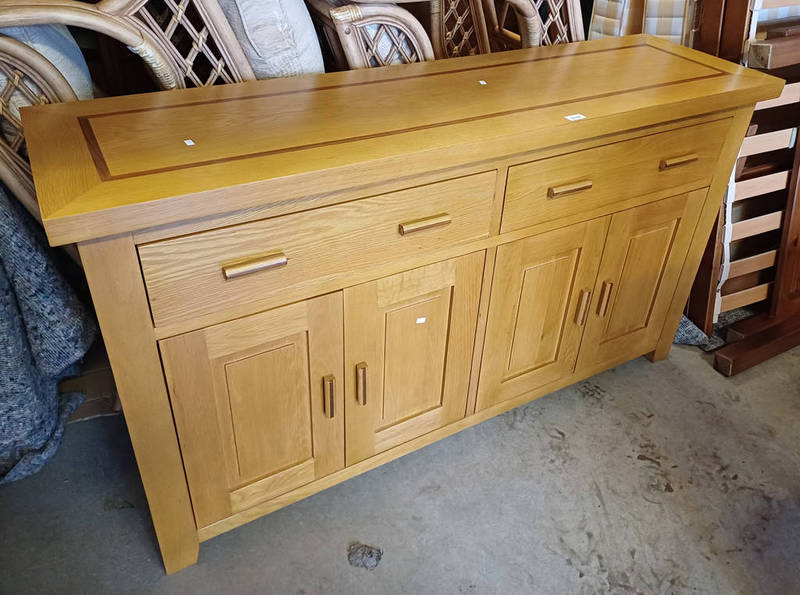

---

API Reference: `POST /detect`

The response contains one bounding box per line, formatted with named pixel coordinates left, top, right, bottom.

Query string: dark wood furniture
left=688, top=1, right=800, bottom=374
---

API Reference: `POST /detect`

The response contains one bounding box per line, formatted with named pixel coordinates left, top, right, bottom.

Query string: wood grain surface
left=23, top=35, right=782, bottom=246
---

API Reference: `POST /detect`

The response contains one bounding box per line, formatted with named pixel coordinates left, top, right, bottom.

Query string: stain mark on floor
left=347, top=542, right=383, bottom=571
left=103, top=496, right=134, bottom=510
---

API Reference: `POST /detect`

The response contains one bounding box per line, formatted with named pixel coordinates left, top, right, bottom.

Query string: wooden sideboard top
left=24, top=35, right=781, bottom=246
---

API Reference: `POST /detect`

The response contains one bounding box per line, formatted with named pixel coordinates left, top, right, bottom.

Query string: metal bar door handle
left=598, top=281, right=614, bottom=317
left=356, top=362, right=367, bottom=406
left=322, top=375, right=335, bottom=419
left=575, top=289, right=591, bottom=325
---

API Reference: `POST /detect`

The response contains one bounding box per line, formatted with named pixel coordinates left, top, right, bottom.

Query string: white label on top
left=564, top=114, right=587, bottom=121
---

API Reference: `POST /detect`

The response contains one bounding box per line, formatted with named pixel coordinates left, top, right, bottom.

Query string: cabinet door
left=476, top=218, right=609, bottom=411
left=577, top=189, right=707, bottom=370
left=344, top=252, right=484, bottom=465
left=160, top=293, right=344, bottom=528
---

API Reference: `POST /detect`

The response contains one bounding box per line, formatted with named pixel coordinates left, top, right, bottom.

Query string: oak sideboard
left=24, top=35, right=781, bottom=573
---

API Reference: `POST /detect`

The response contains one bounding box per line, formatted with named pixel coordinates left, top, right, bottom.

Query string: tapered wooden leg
left=650, top=107, right=756, bottom=363
left=79, top=235, right=199, bottom=574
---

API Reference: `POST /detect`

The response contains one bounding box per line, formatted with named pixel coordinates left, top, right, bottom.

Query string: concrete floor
left=1, top=345, right=799, bottom=594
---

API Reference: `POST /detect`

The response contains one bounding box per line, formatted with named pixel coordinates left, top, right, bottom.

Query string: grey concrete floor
left=1, top=345, right=799, bottom=594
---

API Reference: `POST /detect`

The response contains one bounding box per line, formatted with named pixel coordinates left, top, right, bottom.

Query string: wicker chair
left=0, top=33, right=79, bottom=222
left=307, top=0, right=494, bottom=69
left=0, top=0, right=256, bottom=89
left=307, top=0, right=583, bottom=70
left=484, top=0, right=584, bottom=50
left=0, top=0, right=258, bottom=224
left=0, top=1, right=262, bottom=415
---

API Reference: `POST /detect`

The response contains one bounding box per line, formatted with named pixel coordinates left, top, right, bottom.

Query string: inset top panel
left=84, top=43, right=718, bottom=180
left=22, top=35, right=782, bottom=245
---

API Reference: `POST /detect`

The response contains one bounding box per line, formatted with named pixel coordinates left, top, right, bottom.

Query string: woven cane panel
left=491, top=0, right=574, bottom=48
left=0, top=60, right=50, bottom=176
left=442, top=0, right=480, bottom=57
left=137, top=0, right=237, bottom=86
left=533, top=0, right=572, bottom=45
left=359, top=23, right=421, bottom=66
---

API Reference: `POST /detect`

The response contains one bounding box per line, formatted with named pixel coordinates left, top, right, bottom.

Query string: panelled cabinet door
left=577, top=189, right=708, bottom=370
left=159, top=293, right=345, bottom=528
left=344, top=252, right=484, bottom=465
left=476, top=218, right=609, bottom=411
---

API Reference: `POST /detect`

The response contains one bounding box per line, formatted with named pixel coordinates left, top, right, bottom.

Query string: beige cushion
left=219, top=0, right=325, bottom=78
left=0, top=25, right=92, bottom=145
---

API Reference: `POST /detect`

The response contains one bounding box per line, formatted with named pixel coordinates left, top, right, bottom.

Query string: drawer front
left=502, top=118, right=731, bottom=233
left=139, top=172, right=496, bottom=327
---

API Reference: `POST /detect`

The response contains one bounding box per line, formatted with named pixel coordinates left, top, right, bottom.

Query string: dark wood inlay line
left=84, top=42, right=723, bottom=124
left=79, top=116, right=111, bottom=181
left=83, top=43, right=658, bottom=122
left=647, top=43, right=730, bottom=72
left=82, top=71, right=729, bottom=182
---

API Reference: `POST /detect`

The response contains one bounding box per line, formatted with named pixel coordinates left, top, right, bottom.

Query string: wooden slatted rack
left=687, top=3, right=800, bottom=375
left=719, top=87, right=797, bottom=314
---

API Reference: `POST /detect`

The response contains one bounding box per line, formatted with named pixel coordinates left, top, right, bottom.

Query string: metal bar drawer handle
left=399, top=213, right=452, bottom=236
left=547, top=180, right=593, bottom=199
left=323, top=375, right=335, bottom=419
left=222, top=251, right=288, bottom=280
left=356, top=362, right=367, bottom=406
left=659, top=153, right=698, bottom=171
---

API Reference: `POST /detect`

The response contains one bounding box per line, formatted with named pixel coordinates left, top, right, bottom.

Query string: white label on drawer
left=478, top=80, right=487, bottom=86
left=184, top=139, right=196, bottom=146
left=416, top=317, right=427, bottom=324
left=564, top=113, right=586, bottom=121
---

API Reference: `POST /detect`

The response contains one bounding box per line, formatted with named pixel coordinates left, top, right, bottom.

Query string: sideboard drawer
left=501, top=118, right=731, bottom=232
left=139, top=171, right=496, bottom=327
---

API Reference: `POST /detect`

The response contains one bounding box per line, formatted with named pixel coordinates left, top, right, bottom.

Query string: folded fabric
left=0, top=187, right=96, bottom=484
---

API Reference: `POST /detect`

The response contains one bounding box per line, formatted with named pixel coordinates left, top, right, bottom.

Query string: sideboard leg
left=650, top=107, right=755, bottom=364
left=79, top=235, right=199, bottom=574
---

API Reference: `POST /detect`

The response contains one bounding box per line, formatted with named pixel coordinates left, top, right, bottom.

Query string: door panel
left=577, top=189, right=707, bottom=370
left=224, top=334, right=312, bottom=482
left=160, top=293, right=344, bottom=528
left=345, top=252, right=484, bottom=465
left=382, top=289, right=450, bottom=426
left=476, top=218, right=609, bottom=410
left=603, top=223, right=677, bottom=341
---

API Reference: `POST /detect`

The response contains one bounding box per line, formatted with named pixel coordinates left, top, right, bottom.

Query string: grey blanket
left=0, top=188, right=96, bottom=484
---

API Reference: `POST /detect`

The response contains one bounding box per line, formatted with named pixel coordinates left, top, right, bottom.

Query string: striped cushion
left=588, top=0, right=638, bottom=40
left=642, top=0, right=687, bottom=45
left=759, top=5, right=800, bottom=21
